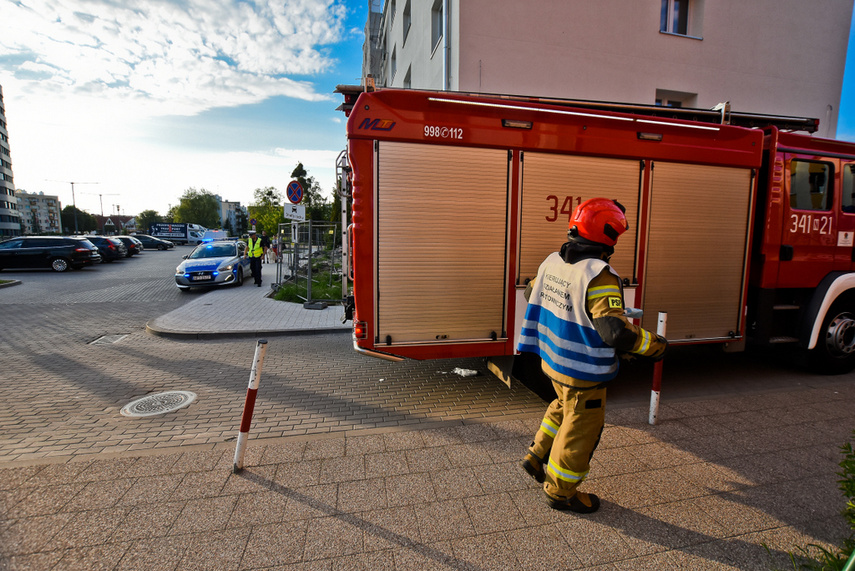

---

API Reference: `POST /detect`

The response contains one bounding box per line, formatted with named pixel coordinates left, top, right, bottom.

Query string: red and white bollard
left=233, top=339, right=268, bottom=473
left=648, top=312, right=667, bottom=425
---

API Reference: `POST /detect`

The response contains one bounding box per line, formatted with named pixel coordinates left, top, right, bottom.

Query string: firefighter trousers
left=529, top=380, right=606, bottom=500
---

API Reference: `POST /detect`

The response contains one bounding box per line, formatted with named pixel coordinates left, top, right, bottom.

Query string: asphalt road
left=0, top=247, right=848, bottom=464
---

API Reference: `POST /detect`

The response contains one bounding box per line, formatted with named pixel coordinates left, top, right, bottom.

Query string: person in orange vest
left=245, top=229, right=264, bottom=287
left=517, top=198, right=667, bottom=513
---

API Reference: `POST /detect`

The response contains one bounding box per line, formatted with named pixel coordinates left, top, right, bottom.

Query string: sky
left=0, top=0, right=368, bottom=218
left=0, top=1, right=853, bottom=220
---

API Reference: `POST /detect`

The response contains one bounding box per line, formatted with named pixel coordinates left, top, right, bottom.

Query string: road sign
left=284, top=204, right=306, bottom=221
left=250, top=218, right=257, bottom=226
left=287, top=180, right=304, bottom=204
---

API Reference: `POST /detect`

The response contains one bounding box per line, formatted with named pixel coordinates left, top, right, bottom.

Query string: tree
left=248, top=186, right=284, bottom=234
left=290, top=163, right=331, bottom=221
left=173, top=188, right=220, bottom=228
left=61, top=205, right=97, bottom=233
left=136, top=210, right=162, bottom=234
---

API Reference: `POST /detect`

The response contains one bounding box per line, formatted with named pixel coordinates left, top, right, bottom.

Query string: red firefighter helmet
left=569, top=198, right=628, bottom=247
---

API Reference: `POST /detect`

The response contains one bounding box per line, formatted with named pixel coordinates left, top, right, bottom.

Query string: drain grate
left=90, top=334, right=128, bottom=345
left=121, top=391, right=197, bottom=417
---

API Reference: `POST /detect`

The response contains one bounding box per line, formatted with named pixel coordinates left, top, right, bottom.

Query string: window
left=391, top=48, right=397, bottom=80
left=843, top=164, right=855, bottom=213
left=655, top=89, right=696, bottom=108
left=431, top=0, right=443, bottom=52
left=403, top=0, right=411, bottom=43
left=789, top=159, right=833, bottom=211
left=660, top=0, right=703, bottom=37
left=403, top=66, right=412, bottom=89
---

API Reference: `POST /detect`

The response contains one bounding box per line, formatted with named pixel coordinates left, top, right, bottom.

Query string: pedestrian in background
left=517, top=198, right=667, bottom=513
left=245, top=230, right=264, bottom=287
left=260, top=230, right=272, bottom=264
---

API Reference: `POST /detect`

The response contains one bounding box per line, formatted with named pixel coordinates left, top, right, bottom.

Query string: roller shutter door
left=376, top=142, right=510, bottom=344
left=519, top=153, right=641, bottom=285
left=642, top=162, right=752, bottom=340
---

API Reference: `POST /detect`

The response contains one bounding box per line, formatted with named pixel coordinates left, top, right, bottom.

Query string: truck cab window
left=789, top=159, right=832, bottom=211
left=843, top=164, right=855, bottom=214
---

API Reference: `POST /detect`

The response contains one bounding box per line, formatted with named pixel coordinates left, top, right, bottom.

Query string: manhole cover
left=120, top=391, right=197, bottom=417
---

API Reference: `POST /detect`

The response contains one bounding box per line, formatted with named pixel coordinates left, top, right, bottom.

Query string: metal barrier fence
left=273, top=221, right=343, bottom=304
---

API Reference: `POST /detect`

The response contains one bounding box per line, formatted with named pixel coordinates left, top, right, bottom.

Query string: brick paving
left=0, top=254, right=854, bottom=569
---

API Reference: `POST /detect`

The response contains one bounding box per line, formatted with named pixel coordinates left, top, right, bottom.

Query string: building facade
left=0, top=84, right=21, bottom=237
left=365, top=0, right=853, bottom=137
left=16, top=191, right=62, bottom=235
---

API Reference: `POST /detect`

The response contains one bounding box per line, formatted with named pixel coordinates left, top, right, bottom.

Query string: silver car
left=174, top=240, right=249, bottom=291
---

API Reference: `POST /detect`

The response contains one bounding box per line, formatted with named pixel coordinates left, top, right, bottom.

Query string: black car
left=83, top=236, right=128, bottom=262
left=133, top=234, right=175, bottom=250
left=115, top=235, right=144, bottom=257
left=0, top=236, right=101, bottom=272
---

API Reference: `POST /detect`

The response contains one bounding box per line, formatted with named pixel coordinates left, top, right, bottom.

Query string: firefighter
left=517, top=197, right=667, bottom=513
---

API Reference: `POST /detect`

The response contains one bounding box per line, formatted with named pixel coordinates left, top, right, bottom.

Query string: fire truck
left=334, top=87, right=855, bottom=375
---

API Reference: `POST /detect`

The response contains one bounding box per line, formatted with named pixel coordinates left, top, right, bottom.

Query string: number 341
left=545, top=196, right=581, bottom=222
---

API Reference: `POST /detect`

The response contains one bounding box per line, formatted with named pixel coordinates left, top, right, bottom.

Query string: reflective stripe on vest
left=517, top=254, right=619, bottom=383
left=247, top=237, right=263, bottom=257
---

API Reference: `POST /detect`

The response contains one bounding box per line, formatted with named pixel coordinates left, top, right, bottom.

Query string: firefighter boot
left=543, top=490, right=600, bottom=514
left=520, top=451, right=546, bottom=483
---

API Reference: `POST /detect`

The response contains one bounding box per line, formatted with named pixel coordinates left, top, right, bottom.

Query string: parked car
left=0, top=236, right=101, bottom=272
left=174, top=240, right=249, bottom=291
left=133, top=234, right=175, bottom=250
left=83, top=236, right=128, bottom=262
left=115, top=235, right=144, bottom=257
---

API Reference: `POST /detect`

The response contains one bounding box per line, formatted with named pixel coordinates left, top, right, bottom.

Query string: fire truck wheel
left=810, top=295, right=855, bottom=375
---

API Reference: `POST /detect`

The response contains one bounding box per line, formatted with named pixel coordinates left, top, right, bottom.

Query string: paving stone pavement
left=1, top=266, right=854, bottom=569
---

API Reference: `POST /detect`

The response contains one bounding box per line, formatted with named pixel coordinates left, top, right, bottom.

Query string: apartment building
left=0, top=84, right=21, bottom=237
left=16, top=191, right=62, bottom=235
left=365, top=0, right=853, bottom=137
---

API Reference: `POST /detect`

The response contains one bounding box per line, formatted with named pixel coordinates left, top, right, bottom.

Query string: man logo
left=358, top=118, right=397, bottom=131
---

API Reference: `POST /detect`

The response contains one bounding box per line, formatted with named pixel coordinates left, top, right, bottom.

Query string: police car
left=174, top=240, right=249, bottom=291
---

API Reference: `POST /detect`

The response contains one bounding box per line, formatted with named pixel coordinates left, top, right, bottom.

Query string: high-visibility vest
left=247, top=237, right=263, bottom=257
left=517, top=254, right=619, bottom=384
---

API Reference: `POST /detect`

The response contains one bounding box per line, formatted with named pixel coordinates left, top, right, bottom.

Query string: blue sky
left=0, top=1, right=852, bottom=218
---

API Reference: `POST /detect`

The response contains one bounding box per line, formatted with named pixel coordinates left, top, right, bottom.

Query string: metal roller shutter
left=376, top=142, right=510, bottom=344
left=519, top=153, right=641, bottom=285
left=642, top=162, right=753, bottom=341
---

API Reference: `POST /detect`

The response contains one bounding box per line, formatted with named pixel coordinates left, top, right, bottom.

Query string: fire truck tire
left=809, top=295, right=855, bottom=375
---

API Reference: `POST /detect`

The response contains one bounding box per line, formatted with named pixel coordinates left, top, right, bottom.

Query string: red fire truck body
left=340, top=88, right=855, bottom=374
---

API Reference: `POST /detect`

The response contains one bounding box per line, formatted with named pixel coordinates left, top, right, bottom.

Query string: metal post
left=307, top=220, right=313, bottom=302
left=648, top=312, right=668, bottom=425
left=233, top=339, right=268, bottom=473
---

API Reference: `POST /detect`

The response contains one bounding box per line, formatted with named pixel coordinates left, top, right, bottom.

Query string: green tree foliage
left=61, top=205, right=97, bottom=233
left=136, top=209, right=162, bottom=234
left=173, top=188, right=220, bottom=228
left=248, top=186, right=284, bottom=234
left=290, top=163, right=331, bottom=221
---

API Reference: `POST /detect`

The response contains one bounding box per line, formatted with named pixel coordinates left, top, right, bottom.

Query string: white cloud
left=0, top=0, right=356, bottom=219
left=2, top=0, right=347, bottom=115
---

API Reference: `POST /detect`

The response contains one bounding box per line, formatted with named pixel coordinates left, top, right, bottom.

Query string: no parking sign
left=287, top=180, right=304, bottom=204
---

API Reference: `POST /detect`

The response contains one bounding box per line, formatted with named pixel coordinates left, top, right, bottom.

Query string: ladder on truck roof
left=334, top=84, right=820, bottom=133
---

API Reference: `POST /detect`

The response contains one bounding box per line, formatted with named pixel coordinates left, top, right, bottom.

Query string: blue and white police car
left=174, top=240, right=250, bottom=291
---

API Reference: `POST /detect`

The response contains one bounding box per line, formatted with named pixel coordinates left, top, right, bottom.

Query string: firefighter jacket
left=247, top=237, right=263, bottom=258
left=517, top=252, right=665, bottom=386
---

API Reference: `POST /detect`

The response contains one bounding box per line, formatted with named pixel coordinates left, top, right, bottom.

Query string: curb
left=0, top=280, right=22, bottom=289
left=144, top=323, right=351, bottom=340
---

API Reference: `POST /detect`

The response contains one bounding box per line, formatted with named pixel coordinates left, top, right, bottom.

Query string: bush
left=272, top=271, right=344, bottom=304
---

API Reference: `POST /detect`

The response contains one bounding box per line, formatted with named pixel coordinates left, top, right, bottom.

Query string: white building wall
left=17, top=191, right=62, bottom=235
left=373, top=0, right=852, bottom=137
